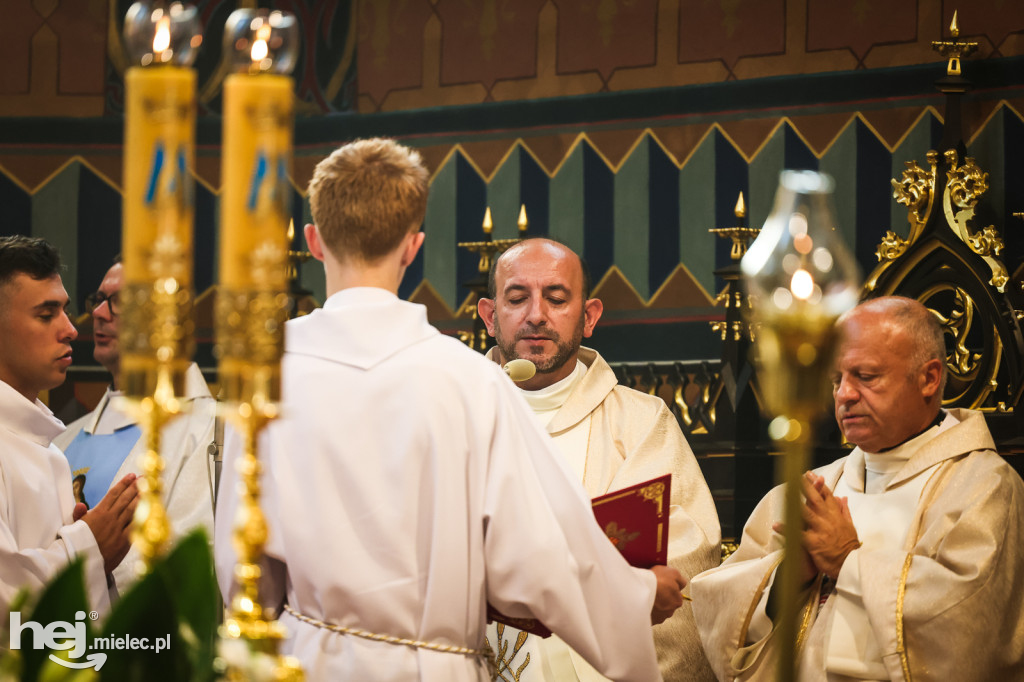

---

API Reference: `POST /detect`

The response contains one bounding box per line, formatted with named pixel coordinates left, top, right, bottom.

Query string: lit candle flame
left=153, top=16, right=171, bottom=57
left=251, top=23, right=272, bottom=64
left=517, top=204, right=528, bottom=233
left=790, top=269, right=814, bottom=300
left=251, top=39, right=268, bottom=62
left=482, top=206, right=493, bottom=234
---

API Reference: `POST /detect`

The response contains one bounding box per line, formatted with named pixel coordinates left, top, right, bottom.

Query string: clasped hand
left=79, top=473, right=139, bottom=574
left=772, top=471, right=860, bottom=584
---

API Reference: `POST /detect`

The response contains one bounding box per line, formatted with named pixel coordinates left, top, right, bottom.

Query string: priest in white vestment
left=55, top=261, right=216, bottom=592
left=477, top=238, right=720, bottom=682
left=215, top=139, right=688, bottom=682
left=0, top=236, right=138, bottom=618
left=690, top=296, right=1024, bottom=681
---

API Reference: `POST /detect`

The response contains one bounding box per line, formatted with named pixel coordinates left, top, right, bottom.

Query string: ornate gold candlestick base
left=119, top=274, right=195, bottom=571
left=216, top=403, right=302, bottom=682
left=128, top=390, right=178, bottom=567
left=214, top=286, right=302, bottom=681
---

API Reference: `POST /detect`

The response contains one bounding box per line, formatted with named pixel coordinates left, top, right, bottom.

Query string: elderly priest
left=690, top=296, right=1024, bottom=681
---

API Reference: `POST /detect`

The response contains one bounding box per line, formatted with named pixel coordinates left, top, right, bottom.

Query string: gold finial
left=931, top=9, right=977, bottom=76
left=517, top=204, right=529, bottom=235
left=710, top=191, right=759, bottom=261
left=482, top=207, right=493, bottom=235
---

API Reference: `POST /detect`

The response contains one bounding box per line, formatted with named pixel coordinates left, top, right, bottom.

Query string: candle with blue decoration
left=217, top=8, right=297, bottom=403
left=121, top=0, right=200, bottom=399
left=219, top=9, right=296, bottom=292
left=119, top=1, right=201, bottom=568
left=216, top=9, right=303, bottom=679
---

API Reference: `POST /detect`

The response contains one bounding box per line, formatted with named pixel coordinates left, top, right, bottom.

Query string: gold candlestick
left=215, top=8, right=303, bottom=681
left=457, top=205, right=529, bottom=350
left=741, top=171, right=860, bottom=682
left=120, top=0, right=201, bottom=570
left=710, top=192, right=760, bottom=342
left=710, top=192, right=761, bottom=262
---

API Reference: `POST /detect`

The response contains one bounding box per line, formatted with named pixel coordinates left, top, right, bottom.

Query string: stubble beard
left=495, top=315, right=585, bottom=374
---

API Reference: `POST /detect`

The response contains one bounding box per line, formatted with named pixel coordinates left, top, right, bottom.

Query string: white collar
left=518, top=360, right=587, bottom=414
left=0, top=379, right=65, bottom=447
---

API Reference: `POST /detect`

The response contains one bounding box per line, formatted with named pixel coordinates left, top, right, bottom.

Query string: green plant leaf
left=15, top=560, right=94, bottom=682
left=152, top=530, right=218, bottom=682
left=98, top=529, right=217, bottom=682
left=97, top=561, right=181, bottom=681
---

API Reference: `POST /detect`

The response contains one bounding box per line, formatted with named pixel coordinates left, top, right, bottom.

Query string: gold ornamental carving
left=671, top=367, right=717, bottom=434
left=936, top=288, right=982, bottom=377
left=120, top=282, right=195, bottom=363
left=890, top=152, right=938, bottom=245
left=920, top=285, right=1002, bottom=409
left=942, top=151, right=1008, bottom=292
left=946, top=155, right=989, bottom=208
left=875, top=231, right=908, bottom=262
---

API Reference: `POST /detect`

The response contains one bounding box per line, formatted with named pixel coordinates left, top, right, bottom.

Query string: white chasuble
left=691, top=409, right=1024, bottom=682
left=485, top=345, right=721, bottom=682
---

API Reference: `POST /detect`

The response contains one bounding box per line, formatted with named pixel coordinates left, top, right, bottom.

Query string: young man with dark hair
left=0, top=235, right=137, bottom=617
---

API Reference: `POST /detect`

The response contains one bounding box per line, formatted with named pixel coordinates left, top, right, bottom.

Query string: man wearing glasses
left=54, top=260, right=217, bottom=592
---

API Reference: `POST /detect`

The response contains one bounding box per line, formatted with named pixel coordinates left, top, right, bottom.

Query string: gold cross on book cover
left=487, top=474, right=671, bottom=637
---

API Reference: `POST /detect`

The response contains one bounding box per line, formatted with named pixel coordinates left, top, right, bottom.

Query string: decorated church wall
left=1, top=0, right=1022, bottom=366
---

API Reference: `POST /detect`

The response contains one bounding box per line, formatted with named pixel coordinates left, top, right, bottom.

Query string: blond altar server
left=55, top=260, right=216, bottom=592
left=0, top=236, right=137, bottom=617
left=214, top=138, right=687, bottom=682
left=690, top=296, right=1024, bottom=681
left=478, top=238, right=720, bottom=682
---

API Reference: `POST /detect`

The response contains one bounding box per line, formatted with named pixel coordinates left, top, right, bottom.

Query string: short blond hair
left=308, top=138, right=429, bottom=262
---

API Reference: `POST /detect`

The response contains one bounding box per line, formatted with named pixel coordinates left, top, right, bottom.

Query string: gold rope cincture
left=282, top=604, right=490, bottom=658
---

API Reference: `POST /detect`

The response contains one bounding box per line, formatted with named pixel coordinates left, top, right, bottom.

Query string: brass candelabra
left=457, top=205, right=529, bottom=350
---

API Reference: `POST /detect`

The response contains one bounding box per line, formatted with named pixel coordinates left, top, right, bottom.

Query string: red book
left=488, top=474, right=672, bottom=638
left=590, top=473, right=670, bottom=568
